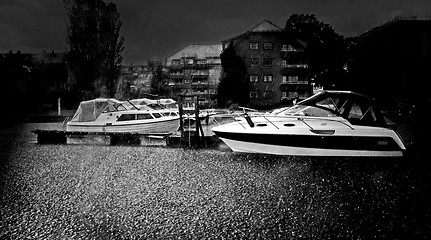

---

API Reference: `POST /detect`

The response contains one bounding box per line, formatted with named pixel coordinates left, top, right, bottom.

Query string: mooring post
left=194, top=96, right=201, bottom=147
left=58, top=98, right=61, bottom=116
left=178, top=95, right=184, bottom=138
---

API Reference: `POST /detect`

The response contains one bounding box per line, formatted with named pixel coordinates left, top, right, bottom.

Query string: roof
left=250, top=20, right=283, bottom=32
left=166, top=44, right=222, bottom=62
left=360, top=15, right=431, bottom=38
left=222, top=20, right=284, bottom=43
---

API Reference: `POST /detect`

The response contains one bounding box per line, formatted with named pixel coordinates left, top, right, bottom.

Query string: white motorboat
left=66, top=98, right=180, bottom=134
left=212, top=91, right=406, bottom=157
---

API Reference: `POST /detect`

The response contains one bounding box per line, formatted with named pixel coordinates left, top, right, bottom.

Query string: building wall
left=165, top=44, right=222, bottom=107
left=223, top=30, right=310, bottom=108
left=354, top=18, right=431, bottom=101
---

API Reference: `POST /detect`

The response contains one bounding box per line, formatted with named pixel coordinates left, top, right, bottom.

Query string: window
left=288, top=76, right=299, bottom=82
left=281, top=44, right=288, bottom=52
left=196, top=59, right=206, bottom=65
left=249, top=75, right=259, bottom=83
left=137, top=113, right=153, bottom=120
left=117, top=114, right=136, bottom=121
left=263, top=58, right=273, bottom=67
left=152, top=113, right=163, bottom=118
left=282, top=76, right=287, bottom=84
left=250, top=58, right=259, bottom=66
left=250, top=91, right=258, bottom=99
left=263, top=90, right=273, bottom=99
left=281, top=60, right=287, bottom=68
left=263, top=74, right=273, bottom=83
left=263, top=42, right=273, bottom=50
left=172, top=60, right=181, bottom=66
left=249, top=42, right=259, bottom=50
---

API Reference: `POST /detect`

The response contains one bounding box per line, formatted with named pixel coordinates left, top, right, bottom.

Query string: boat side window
left=152, top=113, right=163, bottom=118
left=103, top=105, right=117, bottom=113
left=137, top=113, right=153, bottom=120
left=117, top=114, right=136, bottom=121
left=314, top=96, right=348, bottom=116
left=347, top=102, right=377, bottom=126
left=116, top=104, right=128, bottom=111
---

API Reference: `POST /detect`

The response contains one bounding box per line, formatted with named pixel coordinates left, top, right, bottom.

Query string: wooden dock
left=31, top=130, right=173, bottom=146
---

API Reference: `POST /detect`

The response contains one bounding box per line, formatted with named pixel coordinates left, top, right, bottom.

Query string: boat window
left=117, top=114, right=136, bottom=121
left=315, top=96, right=347, bottom=114
left=116, top=104, right=128, bottom=111
left=137, top=113, right=153, bottom=120
left=276, top=105, right=336, bottom=117
left=347, top=102, right=377, bottom=126
left=148, top=104, right=164, bottom=110
left=152, top=113, right=163, bottom=118
left=103, top=105, right=117, bottom=113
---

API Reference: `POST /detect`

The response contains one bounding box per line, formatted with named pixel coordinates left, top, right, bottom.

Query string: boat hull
left=218, top=136, right=404, bottom=157
left=66, top=118, right=180, bottom=134
left=212, top=123, right=405, bottom=157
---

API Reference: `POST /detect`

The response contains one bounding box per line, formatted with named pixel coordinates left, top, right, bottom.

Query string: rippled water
left=0, top=123, right=430, bottom=239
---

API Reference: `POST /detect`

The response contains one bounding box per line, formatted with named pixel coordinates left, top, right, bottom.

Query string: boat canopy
left=288, top=90, right=388, bottom=127
left=130, top=98, right=178, bottom=109
left=70, top=98, right=124, bottom=122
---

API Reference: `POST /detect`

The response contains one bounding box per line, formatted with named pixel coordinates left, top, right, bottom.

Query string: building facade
left=120, top=63, right=153, bottom=97
left=165, top=44, right=222, bottom=107
left=222, top=20, right=310, bottom=108
left=353, top=16, right=431, bottom=101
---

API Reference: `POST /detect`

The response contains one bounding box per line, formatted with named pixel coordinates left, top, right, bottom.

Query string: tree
left=217, top=42, right=248, bottom=107
left=150, top=63, right=169, bottom=97
left=284, top=14, right=352, bottom=89
left=64, top=0, right=124, bottom=100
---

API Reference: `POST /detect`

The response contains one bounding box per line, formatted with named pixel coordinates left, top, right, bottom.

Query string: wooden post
left=178, top=95, right=184, bottom=138
left=58, top=98, right=61, bottom=116
left=194, top=96, right=204, bottom=147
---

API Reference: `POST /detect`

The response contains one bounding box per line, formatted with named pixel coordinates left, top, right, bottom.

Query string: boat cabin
left=280, top=91, right=388, bottom=127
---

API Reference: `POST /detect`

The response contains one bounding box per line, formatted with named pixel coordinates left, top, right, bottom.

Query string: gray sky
left=1, top=0, right=431, bottom=64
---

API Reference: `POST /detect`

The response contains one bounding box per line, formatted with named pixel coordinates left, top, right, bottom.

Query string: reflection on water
left=0, top=123, right=430, bottom=238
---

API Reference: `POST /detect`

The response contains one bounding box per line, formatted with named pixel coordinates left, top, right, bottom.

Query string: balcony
left=280, top=82, right=310, bottom=92
left=169, top=73, right=184, bottom=78
left=281, top=81, right=309, bottom=85
left=281, top=64, right=308, bottom=69
left=191, top=74, right=209, bottom=79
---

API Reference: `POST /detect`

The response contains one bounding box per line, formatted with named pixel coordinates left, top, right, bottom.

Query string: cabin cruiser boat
left=212, top=91, right=406, bottom=157
left=66, top=98, right=180, bottom=134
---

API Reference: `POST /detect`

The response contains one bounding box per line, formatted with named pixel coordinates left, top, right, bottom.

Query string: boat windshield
left=275, top=105, right=338, bottom=117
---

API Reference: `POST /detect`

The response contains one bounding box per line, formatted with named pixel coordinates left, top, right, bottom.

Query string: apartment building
left=221, top=20, right=310, bottom=108
left=165, top=44, right=222, bottom=107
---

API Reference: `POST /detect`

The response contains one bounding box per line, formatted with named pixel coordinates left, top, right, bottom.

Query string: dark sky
left=1, top=0, right=431, bottom=64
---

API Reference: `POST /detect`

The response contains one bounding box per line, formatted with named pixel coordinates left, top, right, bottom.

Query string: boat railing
left=248, top=114, right=355, bottom=130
